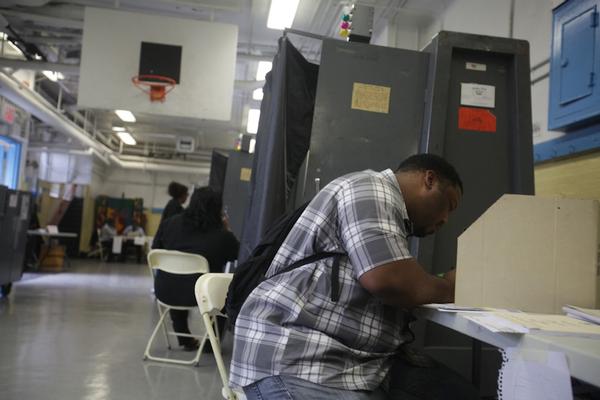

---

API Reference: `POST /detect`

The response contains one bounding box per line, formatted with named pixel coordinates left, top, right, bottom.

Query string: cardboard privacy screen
left=456, top=194, right=600, bottom=314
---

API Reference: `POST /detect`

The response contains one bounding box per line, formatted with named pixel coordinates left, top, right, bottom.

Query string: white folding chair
left=144, top=249, right=209, bottom=366
left=195, top=273, right=245, bottom=400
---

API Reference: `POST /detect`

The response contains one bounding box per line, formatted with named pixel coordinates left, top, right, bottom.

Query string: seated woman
left=121, top=221, right=146, bottom=263
left=152, top=187, right=239, bottom=351
left=99, top=219, right=117, bottom=262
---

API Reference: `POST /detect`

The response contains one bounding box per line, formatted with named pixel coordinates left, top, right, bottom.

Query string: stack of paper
left=563, top=305, right=600, bottom=325
left=465, top=311, right=600, bottom=337
left=422, top=303, right=490, bottom=312
left=464, top=313, right=529, bottom=333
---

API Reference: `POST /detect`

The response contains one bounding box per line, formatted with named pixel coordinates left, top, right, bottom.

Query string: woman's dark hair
left=183, top=187, right=223, bottom=231
left=396, top=153, right=464, bottom=194
left=167, top=181, right=188, bottom=199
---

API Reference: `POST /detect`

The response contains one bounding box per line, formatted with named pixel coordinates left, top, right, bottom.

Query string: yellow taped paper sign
left=240, top=168, right=252, bottom=182
left=351, top=82, right=391, bottom=114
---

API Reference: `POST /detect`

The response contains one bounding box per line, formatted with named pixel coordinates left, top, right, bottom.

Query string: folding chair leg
left=202, top=313, right=236, bottom=399
left=144, top=306, right=170, bottom=361
left=144, top=307, right=204, bottom=366
left=213, top=316, right=221, bottom=346
left=156, top=302, right=172, bottom=349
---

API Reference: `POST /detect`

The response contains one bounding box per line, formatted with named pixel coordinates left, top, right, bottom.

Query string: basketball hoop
left=132, top=75, right=176, bottom=102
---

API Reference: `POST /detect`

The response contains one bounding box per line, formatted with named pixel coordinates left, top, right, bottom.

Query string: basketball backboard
left=78, top=7, right=238, bottom=121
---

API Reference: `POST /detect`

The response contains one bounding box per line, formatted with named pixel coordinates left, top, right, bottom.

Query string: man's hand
left=442, top=269, right=456, bottom=303
left=443, top=269, right=456, bottom=285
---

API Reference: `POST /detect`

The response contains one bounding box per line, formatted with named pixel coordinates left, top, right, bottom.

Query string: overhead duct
left=0, top=71, right=210, bottom=175
left=28, top=145, right=110, bottom=166
left=109, top=154, right=209, bottom=175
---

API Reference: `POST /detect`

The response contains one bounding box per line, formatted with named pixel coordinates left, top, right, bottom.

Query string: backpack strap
left=330, top=254, right=342, bottom=302
left=273, top=251, right=345, bottom=301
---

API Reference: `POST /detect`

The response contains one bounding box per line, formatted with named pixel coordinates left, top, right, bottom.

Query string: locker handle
left=561, top=58, right=569, bottom=68
left=315, top=178, right=321, bottom=193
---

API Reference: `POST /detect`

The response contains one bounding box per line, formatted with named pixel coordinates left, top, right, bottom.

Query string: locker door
left=299, top=39, right=429, bottom=203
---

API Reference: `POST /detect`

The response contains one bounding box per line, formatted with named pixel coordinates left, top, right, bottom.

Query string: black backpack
left=225, top=202, right=344, bottom=327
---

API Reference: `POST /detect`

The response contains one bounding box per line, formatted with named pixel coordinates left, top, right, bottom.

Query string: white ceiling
left=0, top=0, right=450, bottom=165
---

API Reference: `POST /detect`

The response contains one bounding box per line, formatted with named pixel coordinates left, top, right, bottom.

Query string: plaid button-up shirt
left=230, top=169, right=413, bottom=391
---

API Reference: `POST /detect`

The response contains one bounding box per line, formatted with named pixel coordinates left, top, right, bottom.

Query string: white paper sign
left=8, top=194, right=17, bottom=208
left=20, top=195, right=30, bottom=220
left=112, top=236, right=123, bottom=254
left=466, top=62, right=487, bottom=72
left=134, top=236, right=146, bottom=246
left=498, top=348, right=573, bottom=400
left=461, top=83, right=495, bottom=108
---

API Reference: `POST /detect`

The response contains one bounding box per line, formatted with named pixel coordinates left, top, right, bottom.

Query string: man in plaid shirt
left=230, top=154, right=478, bottom=399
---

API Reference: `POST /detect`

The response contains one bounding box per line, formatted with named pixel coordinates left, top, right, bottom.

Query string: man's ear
left=424, top=170, right=436, bottom=190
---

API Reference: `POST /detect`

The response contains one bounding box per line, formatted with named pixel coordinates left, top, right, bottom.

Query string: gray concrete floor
left=0, top=259, right=230, bottom=400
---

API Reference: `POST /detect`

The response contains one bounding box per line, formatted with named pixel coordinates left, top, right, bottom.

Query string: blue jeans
left=243, top=358, right=479, bottom=400
left=243, top=375, right=389, bottom=400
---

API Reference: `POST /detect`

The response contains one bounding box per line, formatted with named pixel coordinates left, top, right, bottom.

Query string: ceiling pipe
left=0, top=70, right=110, bottom=153
left=0, top=58, right=80, bottom=74
left=0, top=9, right=83, bottom=29
left=20, top=35, right=81, bottom=45
left=2, top=1, right=51, bottom=7
left=28, top=145, right=110, bottom=165
left=109, top=154, right=209, bottom=175
left=0, top=71, right=211, bottom=174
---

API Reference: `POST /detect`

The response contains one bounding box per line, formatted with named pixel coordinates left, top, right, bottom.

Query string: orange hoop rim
left=132, top=74, right=176, bottom=87
left=132, top=75, right=176, bottom=100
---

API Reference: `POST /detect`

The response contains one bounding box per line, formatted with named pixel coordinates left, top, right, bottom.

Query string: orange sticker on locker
left=458, top=107, right=496, bottom=132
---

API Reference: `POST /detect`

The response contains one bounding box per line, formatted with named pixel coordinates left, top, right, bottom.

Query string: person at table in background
left=120, top=221, right=146, bottom=263
left=99, top=219, right=117, bottom=262
left=152, top=187, right=239, bottom=351
left=161, top=181, right=189, bottom=223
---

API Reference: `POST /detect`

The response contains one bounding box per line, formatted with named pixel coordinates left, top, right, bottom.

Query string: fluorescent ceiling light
left=246, top=109, right=260, bottom=134
left=252, top=88, right=264, bottom=100
left=115, top=109, right=136, bottom=123
left=256, top=61, right=272, bottom=81
left=267, top=0, right=299, bottom=30
left=112, top=126, right=125, bottom=132
left=117, top=131, right=136, bottom=145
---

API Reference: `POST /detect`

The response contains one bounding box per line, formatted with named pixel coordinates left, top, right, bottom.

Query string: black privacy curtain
left=238, top=36, right=319, bottom=262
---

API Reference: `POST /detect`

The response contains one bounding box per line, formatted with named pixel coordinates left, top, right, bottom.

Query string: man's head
left=395, top=154, right=463, bottom=238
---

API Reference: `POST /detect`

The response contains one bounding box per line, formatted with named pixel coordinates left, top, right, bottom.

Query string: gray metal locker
left=222, top=151, right=254, bottom=240
left=296, top=38, right=429, bottom=203
left=416, top=31, right=534, bottom=393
